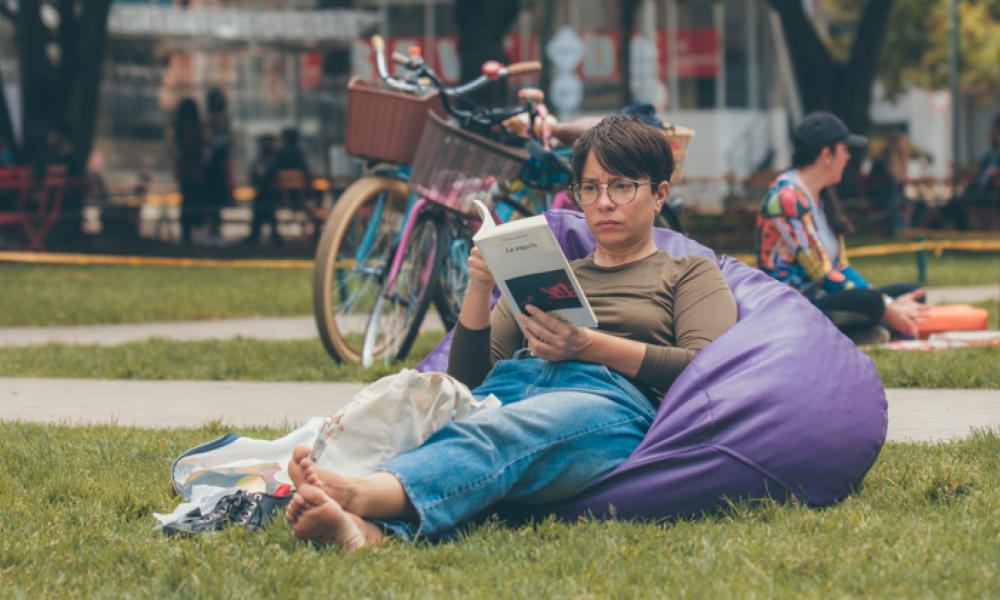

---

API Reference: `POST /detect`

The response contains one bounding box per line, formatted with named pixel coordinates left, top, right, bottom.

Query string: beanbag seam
left=709, top=445, right=804, bottom=504
left=688, top=361, right=719, bottom=446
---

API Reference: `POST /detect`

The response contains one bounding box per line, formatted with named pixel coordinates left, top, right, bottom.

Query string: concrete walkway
left=0, top=378, right=997, bottom=443
left=0, top=285, right=994, bottom=347
left=926, top=285, right=999, bottom=305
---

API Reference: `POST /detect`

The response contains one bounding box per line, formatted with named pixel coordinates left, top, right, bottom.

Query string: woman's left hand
left=518, top=305, right=592, bottom=362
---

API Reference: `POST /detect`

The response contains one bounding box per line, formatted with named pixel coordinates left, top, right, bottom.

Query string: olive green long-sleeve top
left=447, top=250, right=738, bottom=404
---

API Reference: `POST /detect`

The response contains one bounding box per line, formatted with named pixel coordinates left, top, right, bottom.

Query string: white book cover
left=472, top=200, right=597, bottom=329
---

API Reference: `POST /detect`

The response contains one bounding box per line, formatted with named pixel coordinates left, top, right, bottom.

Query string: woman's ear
left=654, top=181, right=670, bottom=212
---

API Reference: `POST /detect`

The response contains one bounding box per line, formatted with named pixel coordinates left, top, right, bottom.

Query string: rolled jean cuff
left=373, top=467, right=426, bottom=539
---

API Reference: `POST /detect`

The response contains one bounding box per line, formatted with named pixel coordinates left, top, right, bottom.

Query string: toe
left=292, top=444, right=312, bottom=462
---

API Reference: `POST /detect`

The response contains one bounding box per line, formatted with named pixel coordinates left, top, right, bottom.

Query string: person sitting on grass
left=284, top=115, right=739, bottom=550
left=755, top=111, right=931, bottom=345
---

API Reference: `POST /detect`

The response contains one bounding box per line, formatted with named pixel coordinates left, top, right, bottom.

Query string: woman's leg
left=368, top=389, right=650, bottom=536
left=810, top=288, right=886, bottom=335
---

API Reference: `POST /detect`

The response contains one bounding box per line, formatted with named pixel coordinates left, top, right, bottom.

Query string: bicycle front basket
left=409, top=112, right=529, bottom=217
left=344, top=77, right=448, bottom=166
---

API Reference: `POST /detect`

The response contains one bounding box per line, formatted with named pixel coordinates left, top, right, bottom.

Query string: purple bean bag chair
left=417, top=209, right=887, bottom=521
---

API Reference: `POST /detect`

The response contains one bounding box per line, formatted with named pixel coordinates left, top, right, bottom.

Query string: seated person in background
left=756, top=112, right=930, bottom=345
left=260, top=127, right=310, bottom=208
left=43, top=122, right=85, bottom=178
left=942, top=113, right=1000, bottom=230
left=866, top=132, right=925, bottom=228
left=283, top=115, right=738, bottom=550
left=246, top=134, right=280, bottom=245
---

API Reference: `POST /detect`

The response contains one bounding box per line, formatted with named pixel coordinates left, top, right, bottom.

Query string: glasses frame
left=570, top=180, right=659, bottom=207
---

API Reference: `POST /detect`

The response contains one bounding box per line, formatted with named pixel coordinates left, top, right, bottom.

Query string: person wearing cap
left=755, top=111, right=930, bottom=345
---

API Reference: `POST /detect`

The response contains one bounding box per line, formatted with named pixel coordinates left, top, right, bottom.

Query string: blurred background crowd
left=1, top=0, right=999, bottom=255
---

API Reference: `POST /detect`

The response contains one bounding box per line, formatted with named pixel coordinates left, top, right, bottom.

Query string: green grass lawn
left=1, top=333, right=997, bottom=389
left=2, top=252, right=998, bottom=328
left=0, top=264, right=313, bottom=327
left=0, top=334, right=447, bottom=383
left=851, top=251, right=1000, bottom=288
left=2, top=422, right=998, bottom=597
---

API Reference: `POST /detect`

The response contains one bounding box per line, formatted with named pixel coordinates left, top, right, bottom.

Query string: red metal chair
left=0, top=166, right=35, bottom=248
left=0, top=164, right=85, bottom=251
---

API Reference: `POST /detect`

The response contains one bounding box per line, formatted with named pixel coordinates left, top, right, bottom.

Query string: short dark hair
left=571, top=115, right=673, bottom=185
left=791, top=143, right=835, bottom=169
left=281, top=127, right=299, bottom=145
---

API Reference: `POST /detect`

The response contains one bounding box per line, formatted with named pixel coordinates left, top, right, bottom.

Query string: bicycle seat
left=551, top=116, right=604, bottom=145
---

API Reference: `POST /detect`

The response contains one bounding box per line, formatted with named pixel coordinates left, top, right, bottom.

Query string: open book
left=472, top=200, right=598, bottom=329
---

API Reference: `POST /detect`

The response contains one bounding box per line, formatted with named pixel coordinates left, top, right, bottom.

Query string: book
left=472, top=200, right=598, bottom=329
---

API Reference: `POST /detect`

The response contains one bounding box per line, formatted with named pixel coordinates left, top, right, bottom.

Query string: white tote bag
left=309, top=369, right=500, bottom=476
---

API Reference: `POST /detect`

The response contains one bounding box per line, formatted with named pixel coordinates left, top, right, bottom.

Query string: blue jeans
left=376, top=350, right=656, bottom=541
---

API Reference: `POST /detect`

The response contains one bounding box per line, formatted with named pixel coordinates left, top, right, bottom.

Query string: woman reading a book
left=285, top=115, right=738, bottom=550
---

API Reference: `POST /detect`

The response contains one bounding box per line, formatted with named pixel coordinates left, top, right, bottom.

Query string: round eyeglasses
left=569, top=180, right=658, bottom=207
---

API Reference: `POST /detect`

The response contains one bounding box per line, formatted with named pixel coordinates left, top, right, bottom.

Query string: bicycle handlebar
left=371, top=36, right=540, bottom=97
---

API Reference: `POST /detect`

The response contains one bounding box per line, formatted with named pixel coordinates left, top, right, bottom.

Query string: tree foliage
left=822, top=0, right=1000, bottom=101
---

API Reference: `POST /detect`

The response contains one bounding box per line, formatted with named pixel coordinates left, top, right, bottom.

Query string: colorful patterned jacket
left=755, top=170, right=870, bottom=299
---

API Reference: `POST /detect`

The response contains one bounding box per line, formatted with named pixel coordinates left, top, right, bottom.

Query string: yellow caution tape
left=2, top=239, right=998, bottom=270
left=729, top=240, right=1000, bottom=265
left=0, top=251, right=314, bottom=269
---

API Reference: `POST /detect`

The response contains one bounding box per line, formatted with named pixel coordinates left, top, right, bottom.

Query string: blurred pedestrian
left=173, top=98, right=206, bottom=243
left=203, top=88, right=234, bottom=245
left=245, top=133, right=280, bottom=244
left=755, top=111, right=930, bottom=345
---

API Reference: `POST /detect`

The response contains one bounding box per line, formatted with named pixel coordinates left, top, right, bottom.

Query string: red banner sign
left=352, top=28, right=719, bottom=86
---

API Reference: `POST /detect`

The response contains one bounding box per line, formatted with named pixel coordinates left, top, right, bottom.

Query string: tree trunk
left=768, top=0, right=896, bottom=135
left=69, top=0, right=113, bottom=164
left=11, top=0, right=112, bottom=166
left=618, top=0, right=641, bottom=108
left=18, top=0, right=57, bottom=162
left=768, top=0, right=897, bottom=193
left=0, top=66, right=17, bottom=159
left=453, top=0, right=520, bottom=108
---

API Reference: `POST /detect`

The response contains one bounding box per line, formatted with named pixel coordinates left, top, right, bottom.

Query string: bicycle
left=313, top=38, right=544, bottom=366
left=314, top=39, right=692, bottom=367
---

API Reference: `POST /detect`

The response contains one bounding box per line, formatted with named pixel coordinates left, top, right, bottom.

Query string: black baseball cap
left=793, top=111, right=868, bottom=151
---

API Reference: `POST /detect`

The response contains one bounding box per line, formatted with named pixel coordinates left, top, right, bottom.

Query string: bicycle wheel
left=313, top=177, right=410, bottom=363
left=433, top=217, right=473, bottom=332
left=361, top=213, right=446, bottom=366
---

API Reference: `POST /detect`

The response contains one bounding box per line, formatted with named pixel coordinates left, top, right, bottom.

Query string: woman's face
left=579, top=150, right=668, bottom=252
left=824, top=142, right=851, bottom=186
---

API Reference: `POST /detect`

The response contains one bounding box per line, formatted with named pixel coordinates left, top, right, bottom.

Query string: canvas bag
left=309, top=369, right=500, bottom=476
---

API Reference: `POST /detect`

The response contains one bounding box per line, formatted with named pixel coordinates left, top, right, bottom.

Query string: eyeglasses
left=569, top=180, right=658, bottom=207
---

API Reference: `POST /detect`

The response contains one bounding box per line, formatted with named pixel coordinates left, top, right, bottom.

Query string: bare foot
left=287, top=444, right=312, bottom=490
left=300, top=458, right=362, bottom=512
left=286, top=483, right=383, bottom=551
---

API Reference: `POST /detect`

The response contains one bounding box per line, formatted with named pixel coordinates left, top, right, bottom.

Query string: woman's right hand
left=467, top=247, right=496, bottom=292
left=883, top=289, right=931, bottom=337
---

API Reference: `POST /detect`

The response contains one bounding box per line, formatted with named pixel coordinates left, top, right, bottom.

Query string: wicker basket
left=662, top=124, right=695, bottom=184
left=409, top=112, right=529, bottom=217
left=343, top=77, right=448, bottom=166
